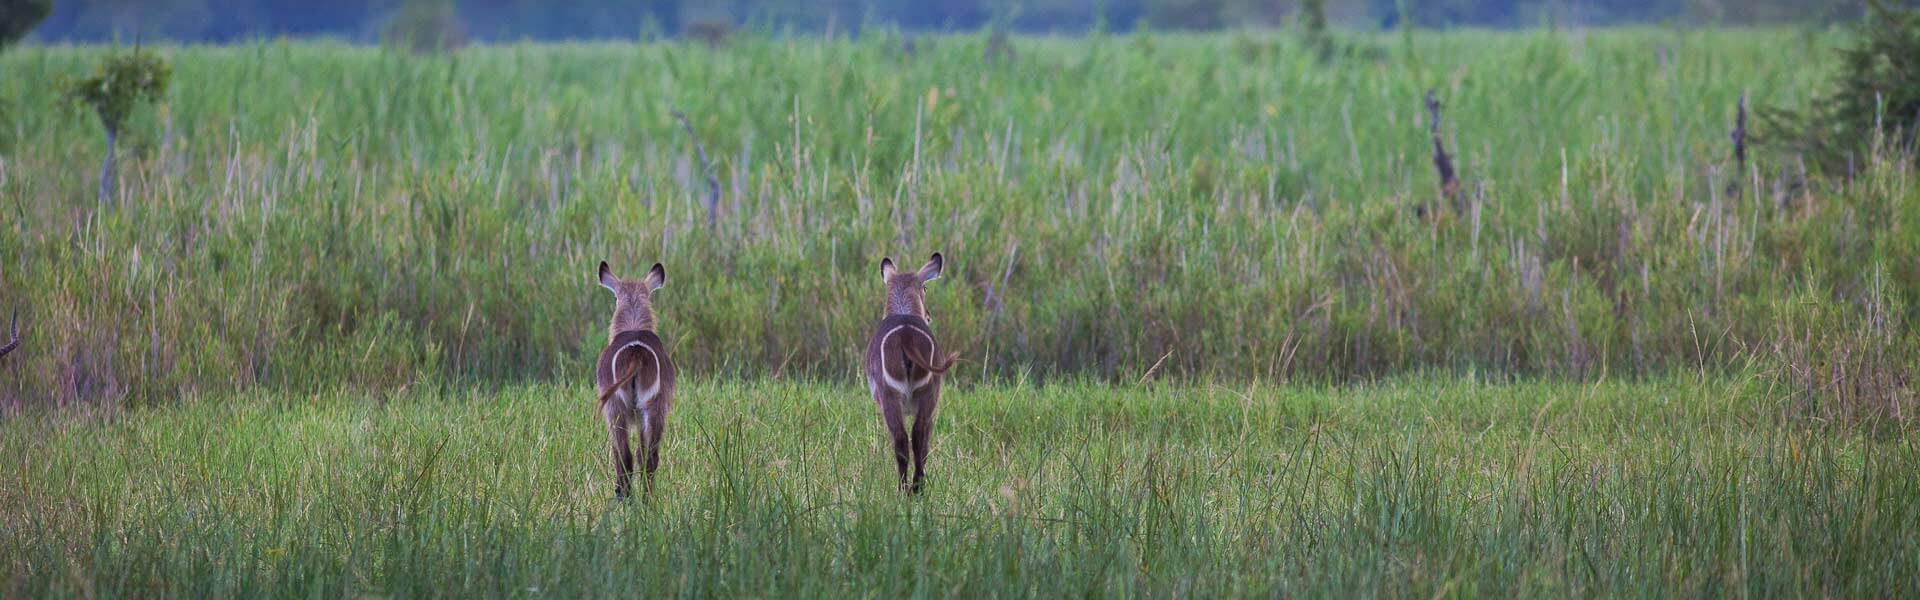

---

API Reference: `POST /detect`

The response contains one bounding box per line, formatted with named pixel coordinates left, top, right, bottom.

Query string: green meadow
left=4, top=379, right=1916, bottom=596
left=1, top=27, right=1917, bottom=596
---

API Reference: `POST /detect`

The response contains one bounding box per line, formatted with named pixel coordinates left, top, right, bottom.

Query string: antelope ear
left=880, top=257, right=897, bottom=279
left=597, top=261, right=617, bottom=292
left=645, top=263, right=666, bottom=291
left=919, top=252, right=943, bottom=282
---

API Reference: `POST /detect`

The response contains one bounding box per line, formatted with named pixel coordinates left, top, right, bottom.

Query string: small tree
left=1300, top=0, right=1333, bottom=60
left=684, top=20, right=731, bottom=47
left=382, top=0, right=467, bottom=54
left=1762, top=0, right=1920, bottom=174
left=63, top=49, right=171, bottom=205
left=0, top=0, right=51, bottom=48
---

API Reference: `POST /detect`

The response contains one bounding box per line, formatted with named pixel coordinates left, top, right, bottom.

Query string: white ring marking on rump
left=613, top=340, right=663, bottom=411
left=876, top=324, right=936, bottom=396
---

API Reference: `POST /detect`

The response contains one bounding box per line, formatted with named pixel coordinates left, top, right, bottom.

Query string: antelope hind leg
left=908, top=385, right=941, bottom=495
left=878, top=393, right=912, bottom=491
left=603, top=401, right=634, bottom=500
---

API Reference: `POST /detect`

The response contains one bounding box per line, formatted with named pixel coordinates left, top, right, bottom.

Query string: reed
left=0, top=30, right=1908, bottom=426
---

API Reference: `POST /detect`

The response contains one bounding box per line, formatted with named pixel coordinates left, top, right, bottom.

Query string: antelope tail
left=597, top=365, right=640, bottom=406
left=902, top=343, right=956, bottom=374
left=596, top=342, right=650, bottom=406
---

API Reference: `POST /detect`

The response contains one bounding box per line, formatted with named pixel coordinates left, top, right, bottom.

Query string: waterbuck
left=594, top=261, right=677, bottom=499
left=864, top=253, right=956, bottom=494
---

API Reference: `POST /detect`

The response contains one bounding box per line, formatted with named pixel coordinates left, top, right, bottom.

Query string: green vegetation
left=1300, top=0, right=1334, bottom=59
left=4, top=31, right=1915, bottom=423
left=1762, top=0, right=1920, bottom=174
left=1, top=27, right=1916, bottom=597
left=2, top=378, right=1914, bottom=596
left=59, top=48, right=172, bottom=204
left=381, top=0, right=468, bottom=55
left=27, top=0, right=1874, bottom=42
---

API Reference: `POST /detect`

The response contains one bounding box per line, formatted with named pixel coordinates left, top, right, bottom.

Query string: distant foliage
left=1144, top=0, right=1225, bottom=30
left=17, top=0, right=1901, bottom=41
left=1763, top=0, right=1920, bottom=173
left=1295, top=0, right=1385, bottom=64
left=0, top=0, right=50, bottom=47
left=1300, top=0, right=1332, bottom=58
left=685, top=20, right=731, bottom=47
left=61, top=49, right=171, bottom=136
left=382, top=0, right=466, bottom=54
left=1367, top=0, right=1877, bottom=28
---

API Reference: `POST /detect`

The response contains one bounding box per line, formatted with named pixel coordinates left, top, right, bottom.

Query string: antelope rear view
left=594, top=261, right=677, bottom=499
left=864, top=253, right=957, bottom=495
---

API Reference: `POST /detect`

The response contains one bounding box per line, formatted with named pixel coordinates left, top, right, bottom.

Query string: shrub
left=685, top=20, right=732, bottom=47
left=382, top=0, right=466, bottom=55
left=1300, top=0, right=1332, bottom=59
left=1761, top=0, right=1920, bottom=175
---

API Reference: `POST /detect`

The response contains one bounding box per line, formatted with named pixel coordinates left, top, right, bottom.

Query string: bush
left=685, top=20, right=732, bottom=47
left=0, top=0, right=49, bottom=48
left=382, top=0, right=466, bottom=54
left=1300, top=0, right=1331, bottom=58
left=1762, top=0, right=1920, bottom=174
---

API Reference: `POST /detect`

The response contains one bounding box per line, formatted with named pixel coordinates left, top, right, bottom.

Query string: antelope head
left=597, top=262, right=666, bottom=339
left=880, top=253, right=943, bottom=321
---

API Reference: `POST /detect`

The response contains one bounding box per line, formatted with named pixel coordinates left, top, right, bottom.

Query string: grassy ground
left=2, top=377, right=1914, bottom=597
left=2, top=28, right=1916, bottom=598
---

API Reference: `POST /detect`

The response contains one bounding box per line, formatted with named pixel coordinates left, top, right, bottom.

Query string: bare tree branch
left=0, top=310, right=20, bottom=360
left=1729, top=94, right=1748, bottom=199
left=672, top=105, right=720, bottom=229
left=1426, top=89, right=1461, bottom=212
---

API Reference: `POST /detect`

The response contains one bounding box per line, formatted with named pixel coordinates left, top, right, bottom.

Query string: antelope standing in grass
left=594, top=261, right=677, bottom=499
left=865, top=253, right=956, bottom=494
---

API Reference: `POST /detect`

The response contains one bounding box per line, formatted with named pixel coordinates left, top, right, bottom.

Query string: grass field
left=2, top=26, right=1918, bottom=597
left=1, top=29, right=1914, bottom=412
left=4, top=378, right=1916, bottom=596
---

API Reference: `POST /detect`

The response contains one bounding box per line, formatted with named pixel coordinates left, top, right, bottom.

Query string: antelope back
left=866, top=314, right=941, bottom=393
left=596, top=329, right=676, bottom=407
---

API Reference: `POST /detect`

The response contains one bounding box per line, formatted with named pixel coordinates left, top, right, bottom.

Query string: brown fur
left=601, top=263, right=663, bottom=341
left=597, top=362, right=643, bottom=405
left=595, top=261, right=676, bottom=499
left=864, top=253, right=955, bottom=494
left=903, top=341, right=953, bottom=374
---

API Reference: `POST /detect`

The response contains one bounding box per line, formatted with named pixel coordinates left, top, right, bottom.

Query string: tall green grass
left=1, top=378, right=1913, bottom=596
left=0, top=30, right=1913, bottom=418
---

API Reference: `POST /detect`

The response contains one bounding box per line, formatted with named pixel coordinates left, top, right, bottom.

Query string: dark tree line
left=18, top=0, right=1905, bottom=42
left=1371, top=0, right=1882, bottom=29
left=0, top=0, right=49, bottom=46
